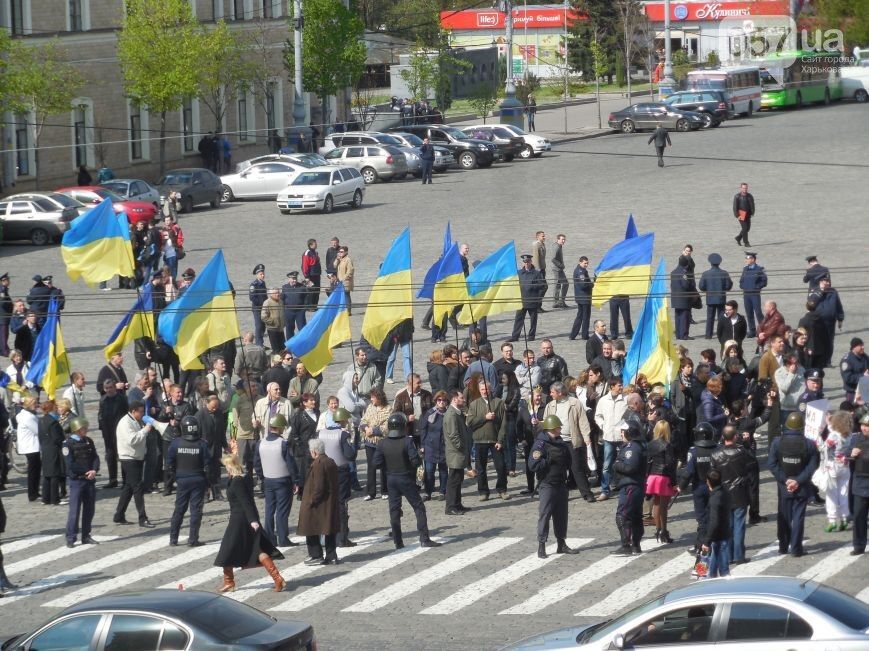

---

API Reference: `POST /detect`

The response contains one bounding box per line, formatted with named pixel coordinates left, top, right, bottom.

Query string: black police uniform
left=840, top=350, right=869, bottom=401
left=845, top=432, right=869, bottom=554
left=528, top=431, right=573, bottom=552
left=281, top=277, right=308, bottom=340
left=738, top=260, right=767, bottom=337
left=249, top=266, right=267, bottom=347
left=768, top=431, right=820, bottom=556
left=511, top=264, right=546, bottom=341
left=372, top=424, right=438, bottom=549
left=678, top=436, right=716, bottom=552
left=569, top=263, right=593, bottom=340
left=731, top=406, right=771, bottom=522
left=64, top=434, right=100, bottom=546
left=613, top=434, right=647, bottom=553
left=159, top=399, right=197, bottom=496
left=167, top=420, right=209, bottom=545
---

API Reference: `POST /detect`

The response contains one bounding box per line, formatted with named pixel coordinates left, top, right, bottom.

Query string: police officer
left=802, top=255, right=830, bottom=293
left=510, top=254, right=546, bottom=341
left=840, top=338, right=868, bottom=402
left=281, top=271, right=308, bottom=340
left=167, top=416, right=209, bottom=547
left=0, top=272, right=12, bottom=356
left=739, top=252, right=767, bottom=338
left=679, top=422, right=716, bottom=555
left=569, top=256, right=593, bottom=340
left=611, top=422, right=646, bottom=555
left=64, top=417, right=100, bottom=548
left=254, top=413, right=300, bottom=547
left=798, top=368, right=825, bottom=414
left=527, top=415, right=581, bottom=558
left=319, top=407, right=358, bottom=547
left=768, top=411, right=819, bottom=557
left=249, top=264, right=267, bottom=347
left=373, top=412, right=442, bottom=549
left=846, top=413, right=869, bottom=555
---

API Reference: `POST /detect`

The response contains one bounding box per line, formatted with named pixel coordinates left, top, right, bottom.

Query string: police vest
left=694, top=444, right=714, bottom=483
left=537, top=438, right=571, bottom=484
left=320, top=428, right=349, bottom=468
left=381, top=437, right=417, bottom=474
left=779, top=435, right=808, bottom=477
left=855, top=437, right=869, bottom=478
left=175, top=438, right=205, bottom=476
left=259, top=437, right=290, bottom=479
left=67, top=437, right=95, bottom=478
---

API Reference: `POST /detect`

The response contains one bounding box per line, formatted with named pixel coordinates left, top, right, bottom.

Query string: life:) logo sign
left=696, top=3, right=751, bottom=19
left=476, top=12, right=500, bottom=27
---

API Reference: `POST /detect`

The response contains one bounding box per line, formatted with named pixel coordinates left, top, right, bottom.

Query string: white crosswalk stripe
left=6, top=536, right=119, bottom=577
left=577, top=544, right=691, bottom=617
left=423, top=538, right=592, bottom=616
left=797, top=545, right=863, bottom=583
left=730, top=542, right=787, bottom=576
left=501, top=540, right=665, bottom=616
left=2, top=535, right=61, bottom=555
left=344, top=537, right=522, bottom=613
left=856, top=585, right=869, bottom=604
left=43, top=542, right=219, bottom=608
left=270, top=537, right=450, bottom=612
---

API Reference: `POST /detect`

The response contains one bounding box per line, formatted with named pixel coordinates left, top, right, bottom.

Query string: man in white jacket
left=544, top=382, right=596, bottom=502
left=253, top=382, right=293, bottom=440
left=594, top=377, right=627, bottom=501
left=114, top=400, right=157, bottom=528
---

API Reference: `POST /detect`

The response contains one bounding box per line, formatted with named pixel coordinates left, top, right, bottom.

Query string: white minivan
left=841, top=66, right=869, bottom=103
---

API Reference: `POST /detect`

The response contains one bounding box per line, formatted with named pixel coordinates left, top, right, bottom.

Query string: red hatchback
left=55, top=186, right=158, bottom=225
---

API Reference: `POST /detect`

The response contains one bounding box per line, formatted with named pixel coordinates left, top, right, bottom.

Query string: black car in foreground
left=607, top=103, right=705, bottom=133
left=1, top=590, right=316, bottom=650
left=663, top=90, right=731, bottom=126
left=386, top=124, right=498, bottom=170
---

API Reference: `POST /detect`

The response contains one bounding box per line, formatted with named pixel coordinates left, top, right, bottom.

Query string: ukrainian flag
left=28, top=297, right=70, bottom=399
left=457, top=241, right=522, bottom=324
left=418, top=222, right=453, bottom=300
left=104, top=283, right=155, bottom=361
left=430, top=243, right=470, bottom=327
left=157, top=250, right=239, bottom=370
left=361, top=227, right=412, bottom=349
left=61, top=199, right=135, bottom=284
left=623, top=258, right=679, bottom=386
left=286, top=283, right=351, bottom=376
left=592, top=217, right=654, bottom=307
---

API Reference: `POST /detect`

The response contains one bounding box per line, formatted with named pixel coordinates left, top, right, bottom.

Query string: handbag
left=738, top=209, right=748, bottom=221
left=691, top=294, right=703, bottom=310
left=811, top=465, right=830, bottom=493
left=586, top=444, right=597, bottom=473
left=693, top=552, right=710, bottom=578
left=176, top=245, right=186, bottom=260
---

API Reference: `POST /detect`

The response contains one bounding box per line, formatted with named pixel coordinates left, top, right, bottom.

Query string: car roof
left=297, top=165, right=340, bottom=173
left=59, top=589, right=223, bottom=617
left=103, top=178, right=152, bottom=184
left=663, top=576, right=819, bottom=604
left=162, top=168, right=209, bottom=174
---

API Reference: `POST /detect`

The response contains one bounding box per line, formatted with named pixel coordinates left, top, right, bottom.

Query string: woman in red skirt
left=645, top=421, right=679, bottom=543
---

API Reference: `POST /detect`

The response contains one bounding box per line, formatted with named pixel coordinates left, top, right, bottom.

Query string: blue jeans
left=601, top=440, right=619, bottom=495
left=729, top=506, right=747, bottom=562
left=164, top=253, right=178, bottom=280
left=263, top=476, right=294, bottom=546
left=707, top=539, right=730, bottom=578
left=424, top=460, right=447, bottom=496
left=386, top=340, right=412, bottom=382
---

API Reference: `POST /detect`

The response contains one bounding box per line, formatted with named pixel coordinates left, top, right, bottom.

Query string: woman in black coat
left=288, top=396, right=319, bottom=494
left=214, top=454, right=285, bottom=593
left=494, top=370, right=521, bottom=476
left=38, top=401, right=66, bottom=506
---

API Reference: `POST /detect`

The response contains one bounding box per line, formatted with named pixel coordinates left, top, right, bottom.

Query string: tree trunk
left=627, top=49, right=632, bottom=105
left=320, top=94, right=330, bottom=128
left=159, top=110, right=167, bottom=176
left=596, top=78, right=601, bottom=129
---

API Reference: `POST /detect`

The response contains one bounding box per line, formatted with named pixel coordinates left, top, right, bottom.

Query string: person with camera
left=158, top=383, right=197, bottom=497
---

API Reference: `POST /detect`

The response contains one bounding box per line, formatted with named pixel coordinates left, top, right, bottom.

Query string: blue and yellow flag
left=157, top=250, right=239, bottom=370
left=623, top=258, right=679, bottom=386
left=104, top=283, right=155, bottom=361
left=430, top=243, right=470, bottom=327
left=29, top=297, right=70, bottom=399
left=418, top=222, right=453, bottom=300
left=61, top=199, right=135, bottom=284
left=592, top=217, right=654, bottom=307
left=625, top=213, right=639, bottom=239
left=286, top=283, right=352, bottom=376
left=457, top=241, right=522, bottom=324
left=361, top=227, right=413, bottom=349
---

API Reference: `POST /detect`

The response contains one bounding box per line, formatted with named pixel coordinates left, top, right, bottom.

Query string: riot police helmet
left=180, top=415, right=200, bottom=439
left=387, top=411, right=408, bottom=436
left=333, top=407, right=353, bottom=423
left=693, top=422, right=715, bottom=442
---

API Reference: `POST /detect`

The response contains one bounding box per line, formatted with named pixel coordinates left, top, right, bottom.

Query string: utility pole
left=563, top=0, right=568, bottom=134
left=660, top=0, right=675, bottom=96
left=289, top=0, right=311, bottom=149
left=499, top=0, right=523, bottom=128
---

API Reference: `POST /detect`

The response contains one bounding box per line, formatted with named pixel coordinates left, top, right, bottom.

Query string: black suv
left=663, top=90, right=730, bottom=127
left=386, top=124, right=497, bottom=170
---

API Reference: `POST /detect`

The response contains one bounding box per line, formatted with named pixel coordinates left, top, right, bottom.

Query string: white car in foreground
left=464, top=123, right=552, bottom=158
left=276, top=166, right=365, bottom=214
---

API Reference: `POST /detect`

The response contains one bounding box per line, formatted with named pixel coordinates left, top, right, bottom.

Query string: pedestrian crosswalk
left=1, top=529, right=866, bottom=619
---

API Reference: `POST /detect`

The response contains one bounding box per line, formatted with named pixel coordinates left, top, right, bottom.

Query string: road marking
left=270, top=537, right=450, bottom=612
left=797, top=545, right=863, bottom=583
left=227, top=536, right=389, bottom=603
left=422, top=538, right=592, bottom=615
left=730, top=542, right=789, bottom=576
left=43, top=542, right=219, bottom=607
left=856, top=585, right=869, bottom=604
left=344, top=537, right=522, bottom=613
left=501, top=540, right=664, bottom=616
left=577, top=544, right=690, bottom=617
left=0, top=536, right=170, bottom=605
left=2, top=535, right=61, bottom=555
left=6, top=536, right=120, bottom=577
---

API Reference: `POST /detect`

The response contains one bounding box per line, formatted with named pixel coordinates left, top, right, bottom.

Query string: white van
left=841, top=67, right=869, bottom=103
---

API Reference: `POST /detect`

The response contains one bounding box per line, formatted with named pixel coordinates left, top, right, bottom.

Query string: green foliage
left=399, top=46, right=437, bottom=100
left=590, top=40, right=610, bottom=80
left=706, top=50, right=721, bottom=66
left=515, top=72, right=542, bottom=107
left=197, top=21, right=258, bottom=131
left=433, top=35, right=471, bottom=112
left=616, top=50, right=626, bottom=86
left=672, top=48, right=692, bottom=81
left=569, top=0, right=619, bottom=80
left=811, top=0, right=869, bottom=49
left=467, top=83, right=502, bottom=123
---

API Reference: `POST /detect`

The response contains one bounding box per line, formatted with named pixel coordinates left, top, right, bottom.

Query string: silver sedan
left=100, top=179, right=161, bottom=206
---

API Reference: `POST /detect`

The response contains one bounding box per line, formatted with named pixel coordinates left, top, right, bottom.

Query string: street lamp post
left=660, top=0, right=676, bottom=96
left=289, top=0, right=312, bottom=150
left=499, top=0, right=524, bottom=128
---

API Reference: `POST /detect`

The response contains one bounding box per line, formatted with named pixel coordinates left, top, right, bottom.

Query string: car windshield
left=33, top=198, right=59, bottom=212
left=185, top=597, right=277, bottom=641
left=398, top=133, right=423, bottom=146
left=663, top=95, right=681, bottom=104
left=442, top=127, right=470, bottom=140
left=505, top=125, right=526, bottom=135
left=48, top=194, right=83, bottom=208
left=805, top=585, right=869, bottom=630
left=159, top=173, right=192, bottom=185
left=94, top=189, right=124, bottom=202
left=101, top=182, right=128, bottom=194
left=293, top=172, right=331, bottom=185
left=374, top=134, right=402, bottom=145
left=583, top=595, right=666, bottom=642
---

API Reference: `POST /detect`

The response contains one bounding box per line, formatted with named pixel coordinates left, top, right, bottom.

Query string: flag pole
left=121, top=233, right=165, bottom=389
left=464, top=298, right=491, bottom=412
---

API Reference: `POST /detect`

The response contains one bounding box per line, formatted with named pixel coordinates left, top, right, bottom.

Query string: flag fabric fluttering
left=430, top=242, right=470, bottom=327
left=157, top=250, right=239, bottom=370
left=622, top=258, right=679, bottom=386
left=457, top=241, right=522, bottom=324
left=28, top=297, right=70, bottom=399
left=61, top=199, right=135, bottom=284
left=591, top=216, right=654, bottom=307
left=360, top=227, right=413, bottom=349
left=418, top=222, right=453, bottom=300
left=625, top=213, right=639, bottom=239
left=104, top=283, right=155, bottom=361
left=286, top=283, right=352, bottom=376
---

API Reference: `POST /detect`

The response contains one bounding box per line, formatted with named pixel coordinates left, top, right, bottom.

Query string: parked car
left=386, top=124, right=497, bottom=170
left=155, top=168, right=222, bottom=213
left=234, top=152, right=327, bottom=173
left=663, top=90, right=731, bottom=126
left=98, top=178, right=161, bottom=206
left=323, top=145, right=408, bottom=184
left=502, top=577, right=869, bottom=650
left=55, top=186, right=158, bottom=224
left=318, top=132, right=424, bottom=176
left=458, top=125, right=525, bottom=161
left=276, top=165, right=365, bottom=214
left=6, top=191, right=88, bottom=216
left=479, top=123, right=552, bottom=158
left=0, top=589, right=317, bottom=650
left=219, top=160, right=306, bottom=202
left=0, top=196, right=76, bottom=245
left=607, top=103, right=705, bottom=133
left=842, top=66, right=869, bottom=102
left=387, top=131, right=456, bottom=171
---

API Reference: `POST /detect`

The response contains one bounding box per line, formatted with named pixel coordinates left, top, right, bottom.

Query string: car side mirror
left=193, top=179, right=201, bottom=185
left=333, top=179, right=341, bottom=185
left=613, top=633, right=625, bottom=650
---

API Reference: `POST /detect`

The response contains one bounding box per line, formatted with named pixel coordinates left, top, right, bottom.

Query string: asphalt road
left=0, top=100, right=867, bottom=649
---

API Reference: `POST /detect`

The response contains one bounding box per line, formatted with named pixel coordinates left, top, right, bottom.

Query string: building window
left=265, top=82, right=276, bottom=131
left=74, top=105, right=87, bottom=166
left=130, top=113, right=142, bottom=160
left=213, top=0, right=223, bottom=20
left=10, top=0, right=25, bottom=34
left=232, top=0, right=247, bottom=21
left=68, top=0, right=82, bottom=31
left=182, top=99, right=195, bottom=152
left=14, top=113, right=31, bottom=176
left=260, top=0, right=271, bottom=19
left=237, top=93, right=248, bottom=141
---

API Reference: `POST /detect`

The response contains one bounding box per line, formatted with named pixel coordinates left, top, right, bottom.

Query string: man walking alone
left=648, top=122, right=671, bottom=167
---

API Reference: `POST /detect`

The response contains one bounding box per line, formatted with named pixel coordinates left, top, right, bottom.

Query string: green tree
left=515, top=72, right=542, bottom=108
left=811, top=0, right=869, bottom=50
left=197, top=21, right=258, bottom=132
left=590, top=37, right=609, bottom=127
left=285, top=0, right=365, bottom=127
left=432, top=34, right=471, bottom=112
left=117, top=0, right=202, bottom=174
left=6, top=39, right=83, bottom=188
left=467, top=82, right=501, bottom=123
left=616, top=0, right=645, bottom=102
left=399, top=46, right=437, bottom=100
left=569, top=0, right=619, bottom=81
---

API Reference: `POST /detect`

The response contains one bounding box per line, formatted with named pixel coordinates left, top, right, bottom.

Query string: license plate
left=288, top=202, right=302, bottom=208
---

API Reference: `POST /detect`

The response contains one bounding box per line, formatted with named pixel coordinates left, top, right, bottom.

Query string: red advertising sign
left=643, top=1, right=789, bottom=22
left=518, top=44, right=537, bottom=61
left=440, top=7, right=583, bottom=31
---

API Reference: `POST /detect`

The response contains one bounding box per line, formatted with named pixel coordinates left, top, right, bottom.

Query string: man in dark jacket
left=167, top=416, right=209, bottom=546
left=97, top=353, right=129, bottom=396
left=301, top=239, right=322, bottom=309
left=196, top=395, right=228, bottom=500
left=419, top=137, right=435, bottom=185
left=612, top=422, right=647, bottom=555
left=510, top=254, right=546, bottom=341
left=716, top=300, right=748, bottom=354
left=249, top=264, right=268, bottom=347
left=586, top=319, right=608, bottom=364
left=647, top=122, right=671, bottom=167
left=0, top=272, right=12, bottom=356
left=701, top=469, right=732, bottom=577
left=261, top=352, right=295, bottom=398
left=570, top=256, right=594, bottom=340
left=732, top=182, right=755, bottom=246
left=26, top=275, right=52, bottom=322
left=802, top=255, right=829, bottom=293
left=670, top=255, right=696, bottom=340
left=281, top=272, right=308, bottom=340
left=814, top=276, right=845, bottom=367
left=699, top=253, right=732, bottom=340
left=710, top=426, right=757, bottom=564
left=739, top=251, right=767, bottom=338
left=158, top=384, right=198, bottom=496
left=840, top=337, right=868, bottom=402
left=98, top=380, right=129, bottom=489
left=551, top=234, right=568, bottom=309
left=536, top=339, right=568, bottom=395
